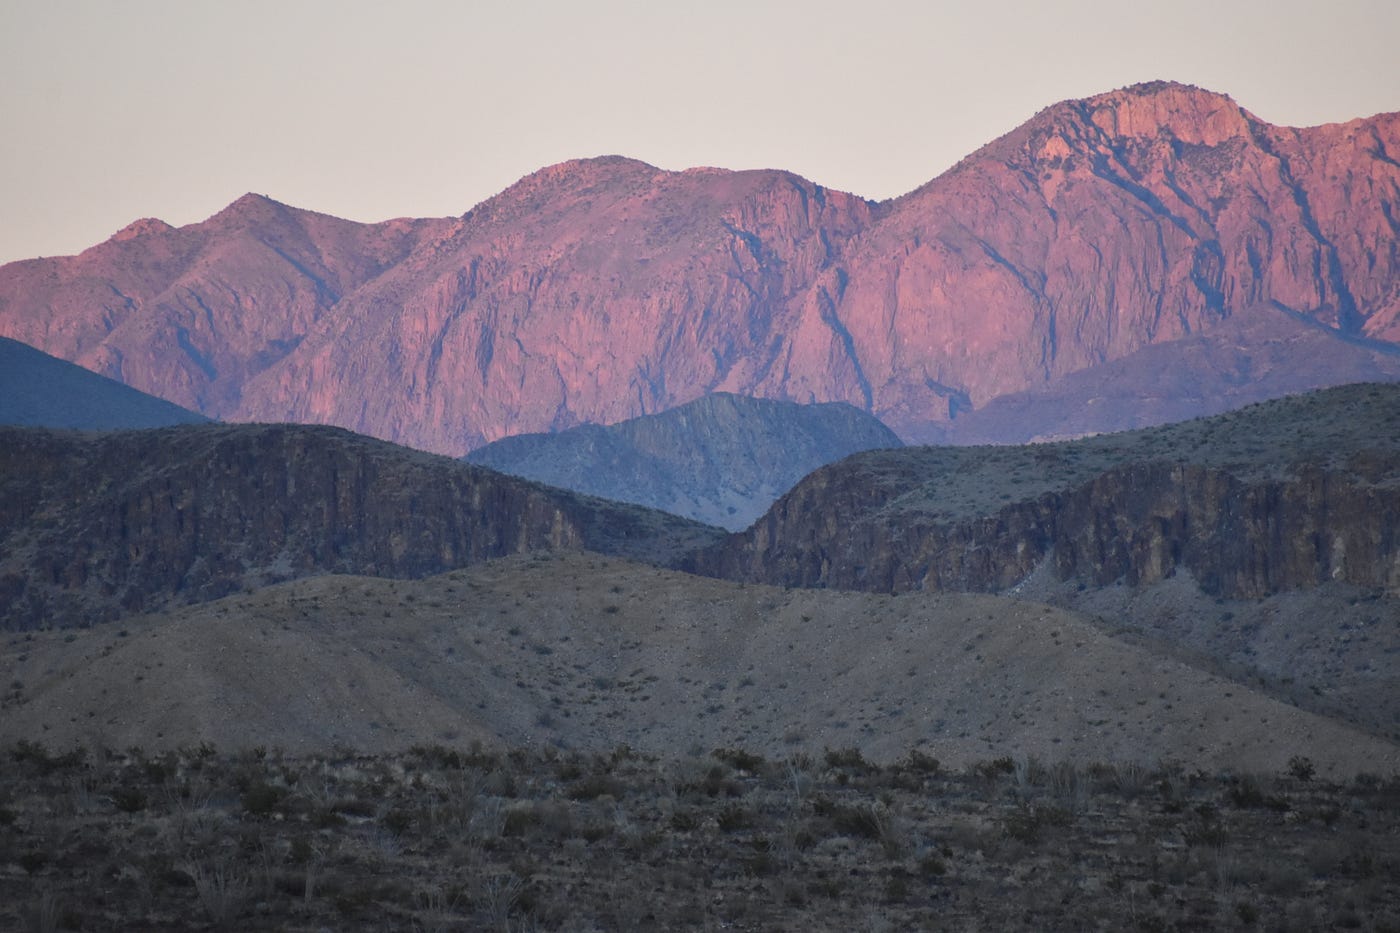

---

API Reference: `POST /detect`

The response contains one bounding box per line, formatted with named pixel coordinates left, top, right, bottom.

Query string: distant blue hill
left=467, top=393, right=903, bottom=530
left=0, top=337, right=209, bottom=430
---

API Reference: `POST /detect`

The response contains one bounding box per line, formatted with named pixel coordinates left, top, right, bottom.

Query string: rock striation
left=465, top=393, right=903, bottom=530
left=0, top=423, right=722, bottom=630
left=689, top=384, right=1400, bottom=600
left=1, top=83, right=1397, bottom=451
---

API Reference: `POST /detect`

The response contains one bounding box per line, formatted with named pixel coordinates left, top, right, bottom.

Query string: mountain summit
left=1, top=82, right=1396, bottom=452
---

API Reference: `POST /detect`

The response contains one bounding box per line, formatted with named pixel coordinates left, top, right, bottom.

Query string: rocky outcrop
left=0, top=423, right=722, bottom=630
left=0, top=336, right=209, bottom=429
left=827, top=83, right=1400, bottom=440
left=465, top=393, right=903, bottom=530
left=239, top=160, right=878, bottom=453
left=690, top=384, right=1400, bottom=599
left=1, top=83, right=1397, bottom=451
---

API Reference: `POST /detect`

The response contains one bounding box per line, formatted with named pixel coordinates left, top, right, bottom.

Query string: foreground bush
left=1, top=742, right=1396, bottom=930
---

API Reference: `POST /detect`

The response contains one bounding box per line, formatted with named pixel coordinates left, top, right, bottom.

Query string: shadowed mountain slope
left=2, top=552, right=1393, bottom=777
left=0, top=336, right=208, bottom=429
left=465, top=393, right=903, bottom=530
left=2, top=83, right=1396, bottom=451
left=0, top=423, right=722, bottom=631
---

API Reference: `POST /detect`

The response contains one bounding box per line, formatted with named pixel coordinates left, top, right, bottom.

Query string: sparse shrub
left=1000, top=804, right=1070, bottom=844
left=669, top=810, right=701, bottom=832
left=713, top=747, right=766, bottom=774
left=10, top=740, right=86, bottom=775
left=716, top=803, right=752, bottom=832
left=186, top=860, right=248, bottom=928
left=19, top=850, right=50, bottom=874
left=22, top=888, right=62, bottom=933
left=501, top=802, right=541, bottom=837
left=111, top=785, right=148, bottom=813
left=1287, top=756, right=1316, bottom=782
left=1227, top=776, right=1288, bottom=812
left=918, top=850, right=947, bottom=878
left=241, top=781, right=285, bottom=817
left=897, top=749, right=942, bottom=777
left=972, top=757, right=1015, bottom=782
left=566, top=772, right=622, bottom=801
left=823, top=747, right=874, bottom=774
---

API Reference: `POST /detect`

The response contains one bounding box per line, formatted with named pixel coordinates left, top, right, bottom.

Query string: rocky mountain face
left=689, top=384, right=1400, bottom=600
left=0, top=336, right=208, bottom=429
left=0, top=423, right=722, bottom=631
left=1, top=82, right=1395, bottom=452
left=465, top=393, right=903, bottom=530
left=0, top=201, right=456, bottom=419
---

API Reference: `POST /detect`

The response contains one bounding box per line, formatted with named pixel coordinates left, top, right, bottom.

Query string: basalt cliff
left=0, top=423, right=721, bottom=631
left=1, top=82, right=1397, bottom=451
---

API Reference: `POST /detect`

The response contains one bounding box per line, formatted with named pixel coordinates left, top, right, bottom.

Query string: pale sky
left=2, top=0, right=1397, bottom=265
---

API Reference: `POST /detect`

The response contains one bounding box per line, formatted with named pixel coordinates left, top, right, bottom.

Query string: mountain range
left=2, top=81, right=1397, bottom=452
left=2, top=80, right=1399, bottom=781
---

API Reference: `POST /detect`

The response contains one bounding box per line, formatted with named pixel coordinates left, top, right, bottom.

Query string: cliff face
left=1, top=84, right=1397, bottom=452
left=239, top=160, right=879, bottom=452
left=465, top=393, right=903, bottom=530
left=0, top=423, right=721, bottom=630
left=691, top=384, right=1400, bottom=600
left=0, top=198, right=456, bottom=417
left=829, top=84, right=1400, bottom=439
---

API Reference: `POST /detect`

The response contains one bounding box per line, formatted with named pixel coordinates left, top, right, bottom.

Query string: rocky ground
left=3, top=741, right=1396, bottom=931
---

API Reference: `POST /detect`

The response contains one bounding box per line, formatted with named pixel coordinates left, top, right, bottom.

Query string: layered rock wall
left=696, top=461, right=1400, bottom=600
left=0, top=424, right=719, bottom=630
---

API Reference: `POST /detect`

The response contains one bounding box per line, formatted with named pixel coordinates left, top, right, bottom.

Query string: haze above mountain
left=2, top=81, right=1397, bottom=453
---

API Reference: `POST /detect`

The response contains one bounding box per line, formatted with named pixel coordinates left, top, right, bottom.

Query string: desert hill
left=465, top=393, right=903, bottom=530
left=3, top=551, right=1393, bottom=778
left=0, top=336, right=208, bottom=429
left=1, top=83, right=1396, bottom=451
left=0, top=422, right=721, bottom=631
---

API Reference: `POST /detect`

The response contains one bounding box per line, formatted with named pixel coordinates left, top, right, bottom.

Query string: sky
left=1, top=0, right=1397, bottom=265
